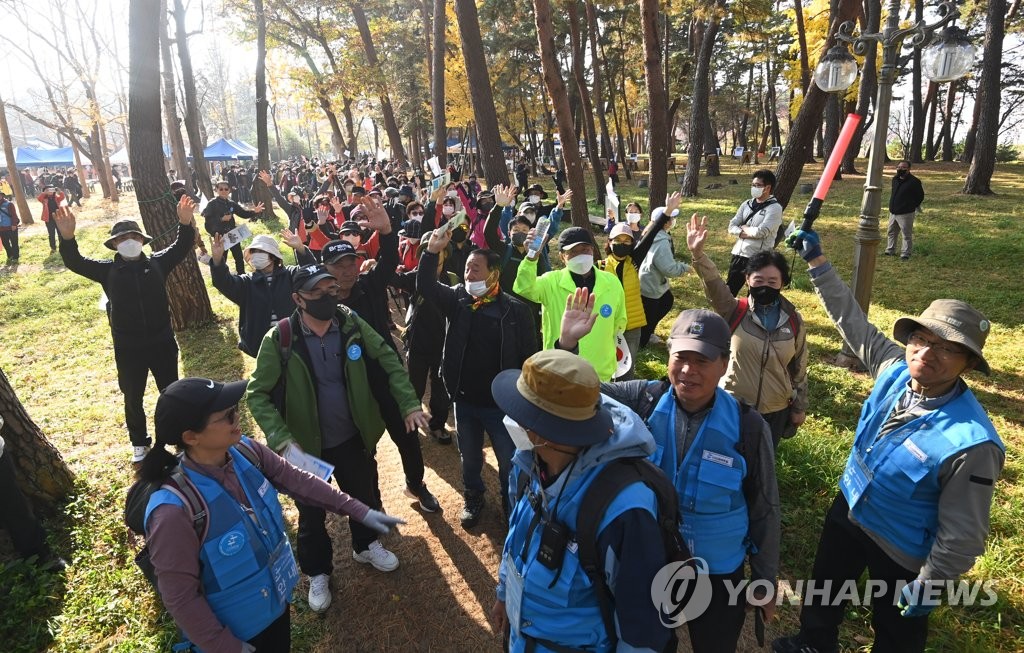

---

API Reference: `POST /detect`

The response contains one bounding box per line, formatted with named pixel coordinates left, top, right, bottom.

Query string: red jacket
left=37, top=191, right=66, bottom=222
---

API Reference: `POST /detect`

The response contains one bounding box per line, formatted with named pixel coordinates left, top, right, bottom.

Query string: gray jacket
left=809, top=263, right=1004, bottom=581
left=639, top=230, right=690, bottom=298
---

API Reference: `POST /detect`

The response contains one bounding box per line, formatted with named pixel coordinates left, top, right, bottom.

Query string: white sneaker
left=132, top=446, right=150, bottom=463
left=307, top=574, right=331, bottom=612
left=352, top=540, right=399, bottom=572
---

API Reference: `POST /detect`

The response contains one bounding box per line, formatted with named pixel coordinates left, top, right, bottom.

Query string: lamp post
left=813, top=1, right=974, bottom=364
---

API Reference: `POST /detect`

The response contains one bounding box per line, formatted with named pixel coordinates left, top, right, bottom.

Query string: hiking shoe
left=460, top=490, right=486, bottom=528
left=772, top=634, right=838, bottom=653
left=883, top=250, right=894, bottom=256
left=307, top=574, right=331, bottom=612
left=430, top=428, right=452, bottom=445
left=353, top=540, right=399, bottom=572
left=132, top=445, right=150, bottom=463
left=901, top=255, right=910, bottom=261
left=405, top=483, right=441, bottom=513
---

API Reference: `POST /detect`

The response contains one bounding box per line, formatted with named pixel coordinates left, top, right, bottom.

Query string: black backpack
left=124, top=440, right=261, bottom=587
left=513, top=456, right=689, bottom=647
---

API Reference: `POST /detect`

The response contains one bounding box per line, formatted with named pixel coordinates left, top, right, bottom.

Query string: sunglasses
left=208, top=406, right=239, bottom=426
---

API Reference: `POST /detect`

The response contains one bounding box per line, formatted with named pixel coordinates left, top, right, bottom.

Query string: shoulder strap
left=233, top=438, right=262, bottom=470
left=277, top=316, right=293, bottom=365
left=576, top=457, right=687, bottom=646
left=164, top=468, right=208, bottom=542
left=736, top=402, right=765, bottom=508
left=729, top=297, right=750, bottom=333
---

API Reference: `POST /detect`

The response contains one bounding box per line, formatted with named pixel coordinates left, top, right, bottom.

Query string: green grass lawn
left=0, top=159, right=1022, bottom=651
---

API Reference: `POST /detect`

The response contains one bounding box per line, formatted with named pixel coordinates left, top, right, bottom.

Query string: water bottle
left=527, top=216, right=551, bottom=259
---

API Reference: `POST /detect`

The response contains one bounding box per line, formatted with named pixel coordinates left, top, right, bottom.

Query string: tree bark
left=568, top=0, right=605, bottom=202
left=586, top=0, right=614, bottom=159
left=0, top=96, right=33, bottom=224
left=70, top=138, right=91, bottom=200
left=940, top=81, right=957, bottom=162
left=772, top=0, right=860, bottom=208
left=252, top=0, right=278, bottom=220
left=0, top=367, right=74, bottom=511
left=431, top=0, right=447, bottom=158
left=534, top=0, right=588, bottom=228
left=130, top=0, right=214, bottom=330
left=173, top=0, right=212, bottom=199
left=160, top=0, right=190, bottom=181
left=342, top=97, right=358, bottom=156
left=960, top=93, right=982, bottom=163
left=842, top=0, right=879, bottom=175
left=453, top=0, right=511, bottom=186
left=923, top=81, right=939, bottom=160
left=681, top=9, right=722, bottom=196
left=642, top=0, right=669, bottom=208
left=350, top=2, right=408, bottom=166
left=909, top=0, right=925, bottom=162
left=963, top=0, right=1006, bottom=194
left=793, top=0, right=812, bottom=93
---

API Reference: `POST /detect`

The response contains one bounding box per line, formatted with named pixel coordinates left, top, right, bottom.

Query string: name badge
left=842, top=451, right=873, bottom=508
left=902, top=438, right=928, bottom=463
left=268, top=539, right=300, bottom=603
left=504, top=552, right=525, bottom=637
left=702, top=450, right=734, bottom=467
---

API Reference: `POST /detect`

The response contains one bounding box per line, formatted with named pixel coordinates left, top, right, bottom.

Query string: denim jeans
left=454, top=400, right=515, bottom=513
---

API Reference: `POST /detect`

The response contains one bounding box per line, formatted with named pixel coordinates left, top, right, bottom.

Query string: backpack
left=513, top=456, right=690, bottom=647
left=124, top=439, right=261, bottom=588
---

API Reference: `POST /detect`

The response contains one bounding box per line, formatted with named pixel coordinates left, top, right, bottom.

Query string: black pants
left=761, top=406, right=797, bottom=449
left=45, top=219, right=59, bottom=251
left=295, top=437, right=381, bottom=576
left=114, top=338, right=180, bottom=447
left=377, top=391, right=425, bottom=489
left=0, top=451, right=49, bottom=558
left=229, top=242, right=245, bottom=274
left=247, top=608, right=290, bottom=651
left=686, top=564, right=747, bottom=653
left=726, top=255, right=749, bottom=297
left=408, top=351, right=450, bottom=431
left=640, top=291, right=675, bottom=347
left=797, top=493, right=928, bottom=653
left=1, top=230, right=19, bottom=261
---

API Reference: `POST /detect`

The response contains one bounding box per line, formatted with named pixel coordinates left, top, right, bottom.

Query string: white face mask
left=626, top=212, right=641, bottom=224
left=503, top=415, right=533, bottom=451
left=116, top=239, right=143, bottom=259
left=566, top=254, right=594, bottom=275
left=465, top=279, right=490, bottom=297
left=529, top=195, right=541, bottom=204
left=446, top=190, right=458, bottom=198
left=751, top=185, right=765, bottom=200
left=442, top=205, right=455, bottom=216
left=249, top=252, right=272, bottom=270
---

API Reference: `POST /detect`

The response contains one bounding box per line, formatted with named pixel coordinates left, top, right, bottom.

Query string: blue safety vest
left=145, top=438, right=299, bottom=647
left=504, top=462, right=658, bottom=653
left=841, top=362, right=1003, bottom=560
left=647, top=387, right=749, bottom=574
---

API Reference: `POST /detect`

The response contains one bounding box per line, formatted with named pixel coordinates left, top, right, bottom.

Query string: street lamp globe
left=814, top=44, right=859, bottom=93
left=922, top=26, right=975, bottom=83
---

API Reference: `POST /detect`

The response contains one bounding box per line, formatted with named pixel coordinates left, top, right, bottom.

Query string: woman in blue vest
left=140, top=378, right=403, bottom=652
left=774, top=229, right=1004, bottom=653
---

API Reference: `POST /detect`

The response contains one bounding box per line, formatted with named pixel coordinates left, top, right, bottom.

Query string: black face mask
left=896, top=169, right=909, bottom=178
left=510, top=232, right=528, bottom=247
left=749, top=285, right=781, bottom=306
left=451, top=228, right=468, bottom=244
left=302, top=295, right=337, bottom=321
left=611, top=243, right=632, bottom=258
left=361, top=227, right=373, bottom=242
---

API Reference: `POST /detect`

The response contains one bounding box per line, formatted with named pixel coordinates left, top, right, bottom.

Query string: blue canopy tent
left=12, top=146, right=75, bottom=168
left=203, top=138, right=257, bottom=161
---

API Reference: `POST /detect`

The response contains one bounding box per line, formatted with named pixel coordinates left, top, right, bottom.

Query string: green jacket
left=246, top=305, right=420, bottom=456
left=513, top=257, right=627, bottom=381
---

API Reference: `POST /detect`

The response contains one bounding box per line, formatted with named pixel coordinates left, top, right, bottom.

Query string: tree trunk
left=431, top=0, right=447, bottom=158
left=842, top=0, right=879, bottom=175
left=923, top=81, right=939, bottom=160
left=173, top=0, right=212, bottom=199
left=681, top=10, right=722, bottom=196
left=568, top=0, right=605, bottom=202
left=160, top=0, right=190, bottom=181
left=586, top=0, right=614, bottom=159
left=0, top=367, right=74, bottom=511
left=350, top=3, right=408, bottom=166
left=642, top=0, right=669, bottom=208
left=963, top=0, right=1006, bottom=194
left=130, top=0, right=214, bottom=330
left=793, top=0, right=812, bottom=93
left=271, top=103, right=284, bottom=160
left=0, top=96, right=33, bottom=224
left=252, top=0, right=278, bottom=220
left=453, top=0, right=511, bottom=186
left=960, top=94, right=981, bottom=163
left=342, top=97, right=358, bottom=156
left=909, top=0, right=925, bottom=162
left=940, top=81, right=958, bottom=162
left=772, top=0, right=859, bottom=208
left=71, top=138, right=91, bottom=200
left=534, top=0, right=588, bottom=228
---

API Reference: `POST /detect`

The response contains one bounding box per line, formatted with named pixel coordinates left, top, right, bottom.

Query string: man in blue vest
left=490, top=347, right=676, bottom=653
left=601, top=308, right=780, bottom=652
left=774, top=230, right=1004, bottom=653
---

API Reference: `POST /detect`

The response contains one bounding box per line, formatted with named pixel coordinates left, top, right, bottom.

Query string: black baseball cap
left=339, top=220, right=362, bottom=234
left=669, top=309, right=731, bottom=359
left=558, top=226, right=595, bottom=251
left=322, top=240, right=362, bottom=264
left=292, top=264, right=336, bottom=292
left=155, top=378, right=247, bottom=445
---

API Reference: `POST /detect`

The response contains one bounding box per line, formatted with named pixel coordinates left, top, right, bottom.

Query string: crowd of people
left=1, top=155, right=1001, bottom=653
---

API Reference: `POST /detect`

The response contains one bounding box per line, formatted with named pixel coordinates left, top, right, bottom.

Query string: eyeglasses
left=907, top=332, right=968, bottom=359
left=208, top=406, right=238, bottom=426
left=217, top=186, right=230, bottom=191
left=301, top=285, right=340, bottom=300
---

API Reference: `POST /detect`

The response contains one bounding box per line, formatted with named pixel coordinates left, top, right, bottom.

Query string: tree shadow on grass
left=176, top=318, right=247, bottom=384
left=0, top=534, right=68, bottom=653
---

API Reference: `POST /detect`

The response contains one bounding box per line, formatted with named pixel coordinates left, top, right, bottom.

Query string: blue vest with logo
left=144, top=438, right=299, bottom=646
left=647, top=387, right=749, bottom=574
left=841, top=362, right=1003, bottom=560
left=504, top=462, right=657, bottom=653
